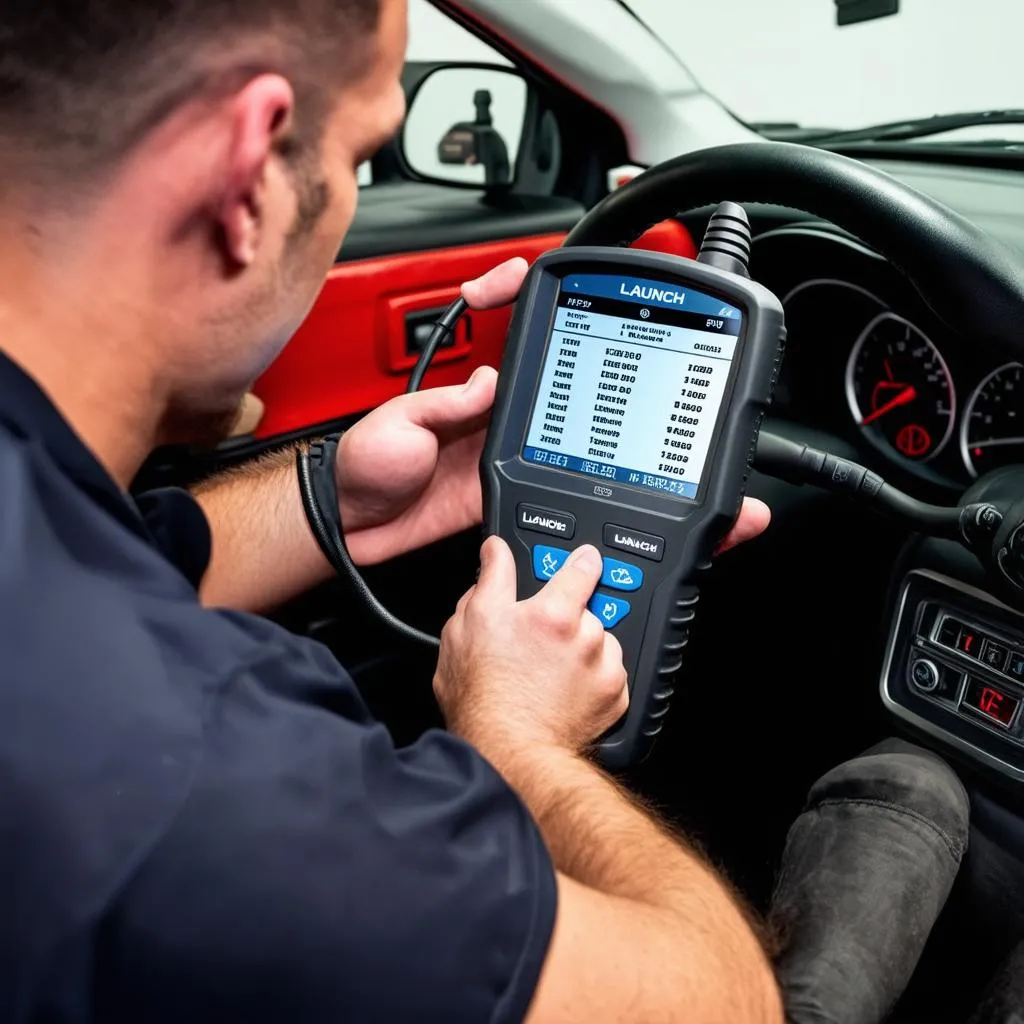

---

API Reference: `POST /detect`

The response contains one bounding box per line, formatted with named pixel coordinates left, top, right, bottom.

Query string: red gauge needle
left=861, top=385, right=917, bottom=425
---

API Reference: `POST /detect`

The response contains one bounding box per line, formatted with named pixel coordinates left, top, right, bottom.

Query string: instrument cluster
left=752, top=229, right=1023, bottom=494
left=789, top=277, right=1022, bottom=485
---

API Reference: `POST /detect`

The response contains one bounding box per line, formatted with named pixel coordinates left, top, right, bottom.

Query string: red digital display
left=964, top=677, right=1019, bottom=727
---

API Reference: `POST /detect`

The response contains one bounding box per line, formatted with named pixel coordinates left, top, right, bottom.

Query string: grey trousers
left=771, top=738, right=1023, bottom=1024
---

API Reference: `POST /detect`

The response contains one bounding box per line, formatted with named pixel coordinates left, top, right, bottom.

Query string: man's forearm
left=490, top=745, right=781, bottom=1020
left=192, top=447, right=334, bottom=613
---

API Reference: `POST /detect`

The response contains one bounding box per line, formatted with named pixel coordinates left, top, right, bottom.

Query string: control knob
left=909, top=658, right=940, bottom=694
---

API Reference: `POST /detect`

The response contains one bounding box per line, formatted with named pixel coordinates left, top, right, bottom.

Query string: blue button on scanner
left=601, top=557, right=644, bottom=592
left=588, top=593, right=631, bottom=629
left=533, top=545, right=571, bottom=582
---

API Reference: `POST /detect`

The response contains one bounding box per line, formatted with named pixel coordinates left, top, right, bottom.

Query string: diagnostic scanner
left=481, top=204, right=786, bottom=766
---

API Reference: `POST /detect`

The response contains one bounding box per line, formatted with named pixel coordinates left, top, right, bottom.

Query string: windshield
left=629, top=0, right=1022, bottom=138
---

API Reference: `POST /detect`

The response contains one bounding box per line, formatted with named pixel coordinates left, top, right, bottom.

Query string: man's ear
left=219, top=74, right=296, bottom=268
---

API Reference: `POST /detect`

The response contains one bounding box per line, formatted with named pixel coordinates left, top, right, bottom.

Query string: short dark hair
left=0, top=0, right=381, bottom=185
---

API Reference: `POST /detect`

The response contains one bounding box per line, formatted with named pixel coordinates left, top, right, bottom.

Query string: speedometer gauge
left=846, top=313, right=956, bottom=462
left=961, top=363, right=1024, bottom=478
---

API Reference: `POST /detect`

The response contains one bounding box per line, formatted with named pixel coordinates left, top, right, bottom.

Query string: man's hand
left=434, top=497, right=771, bottom=756
left=335, top=258, right=528, bottom=565
left=435, top=539, right=627, bottom=756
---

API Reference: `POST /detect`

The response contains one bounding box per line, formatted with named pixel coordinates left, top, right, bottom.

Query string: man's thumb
left=540, top=544, right=603, bottom=612
left=461, top=257, right=529, bottom=310
left=474, top=536, right=518, bottom=605
left=404, top=367, right=498, bottom=431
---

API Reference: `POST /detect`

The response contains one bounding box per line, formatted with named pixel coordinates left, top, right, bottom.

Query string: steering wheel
left=564, top=142, right=1024, bottom=351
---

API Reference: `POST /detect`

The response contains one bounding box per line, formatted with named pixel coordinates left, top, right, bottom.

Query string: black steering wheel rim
left=565, top=142, right=1024, bottom=354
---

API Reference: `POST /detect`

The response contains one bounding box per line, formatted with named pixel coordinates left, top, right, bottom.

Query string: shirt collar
left=0, top=349, right=151, bottom=536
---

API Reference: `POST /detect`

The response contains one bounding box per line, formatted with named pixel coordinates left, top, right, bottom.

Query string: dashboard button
left=910, top=659, right=940, bottom=693
left=1007, top=652, right=1024, bottom=680
left=588, top=593, right=631, bottom=629
left=518, top=504, right=576, bottom=540
left=983, top=640, right=1009, bottom=672
left=601, top=557, right=644, bottom=592
left=962, top=676, right=1019, bottom=728
left=532, top=545, right=570, bottom=582
left=955, top=627, right=982, bottom=659
left=603, top=524, right=665, bottom=562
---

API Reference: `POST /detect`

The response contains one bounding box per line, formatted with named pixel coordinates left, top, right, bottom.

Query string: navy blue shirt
left=0, top=353, right=556, bottom=1023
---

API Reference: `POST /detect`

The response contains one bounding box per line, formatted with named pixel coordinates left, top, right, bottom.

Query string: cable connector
left=696, top=201, right=752, bottom=278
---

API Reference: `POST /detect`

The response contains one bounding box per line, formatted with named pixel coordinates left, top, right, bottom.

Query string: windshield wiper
left=799, top=109, right=1024, bottom=144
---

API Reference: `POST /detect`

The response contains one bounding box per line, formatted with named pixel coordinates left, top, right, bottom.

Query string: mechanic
left=0, top=1, right=1005, bottom=1022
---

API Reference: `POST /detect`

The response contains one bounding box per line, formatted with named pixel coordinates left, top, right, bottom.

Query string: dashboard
left=752, top=225, right=1024, bottom=499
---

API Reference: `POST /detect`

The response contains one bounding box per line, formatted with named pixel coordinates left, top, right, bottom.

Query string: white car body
left=446, top=0, right=761, bottom=165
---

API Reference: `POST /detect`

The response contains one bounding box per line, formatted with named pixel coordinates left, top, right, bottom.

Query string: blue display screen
left=522, top=273, right=743, bottom=500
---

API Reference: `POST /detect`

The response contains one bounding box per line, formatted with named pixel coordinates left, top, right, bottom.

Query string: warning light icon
left=895, top=423, right=931, bottom=458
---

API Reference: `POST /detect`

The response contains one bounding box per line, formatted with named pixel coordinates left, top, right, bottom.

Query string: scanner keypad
left=531, top=544, right=644, bottom=629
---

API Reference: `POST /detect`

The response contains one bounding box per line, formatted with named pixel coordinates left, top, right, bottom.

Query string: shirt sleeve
left=95, top=645, right=557, bottom=1024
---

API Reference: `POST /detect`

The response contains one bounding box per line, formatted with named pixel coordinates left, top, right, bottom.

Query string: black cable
left=877, top=483, right=963, bottom=536
left=296, top=298, right=473, bottom=651
left=753, top=430, right=962, bottom=538
left=297, top=439, right=441, bottom=650
left=407, top=298, right=469, bottom=395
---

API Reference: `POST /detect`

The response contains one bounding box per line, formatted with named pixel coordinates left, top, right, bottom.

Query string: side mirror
left=401, top=64, right=533, bottom=191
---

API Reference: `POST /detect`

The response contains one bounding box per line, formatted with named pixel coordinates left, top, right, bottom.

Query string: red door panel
left=253, top=220, right=696, bottom=439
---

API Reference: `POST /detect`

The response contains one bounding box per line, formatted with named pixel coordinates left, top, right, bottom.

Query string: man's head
left=0, top=0, right=407, bottom=454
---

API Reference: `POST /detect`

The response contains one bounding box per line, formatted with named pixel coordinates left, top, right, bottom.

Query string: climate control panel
left=883, top=570, right=1024, bottom=780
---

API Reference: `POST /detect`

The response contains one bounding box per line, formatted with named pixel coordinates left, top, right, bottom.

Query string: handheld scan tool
left=482, top=205, right=786, bottom=765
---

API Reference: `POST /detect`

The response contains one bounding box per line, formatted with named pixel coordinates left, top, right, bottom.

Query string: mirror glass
left=403, top=67, right=528, bottom=187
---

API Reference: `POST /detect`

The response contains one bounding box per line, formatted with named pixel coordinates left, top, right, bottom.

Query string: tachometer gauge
left=961, top=363, right=1024, bottom=478
left=846, top=313, right=956, bottom=462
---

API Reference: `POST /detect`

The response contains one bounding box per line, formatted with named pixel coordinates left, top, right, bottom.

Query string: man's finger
left=454, top=585, right=477, bottom=616
left=461, top=257, right=529, bottom=310
left=401, top=366, right=499, bottom=431
left=717, top=497, right=771, bottom=555
left=473, top=536, right=518, bottom=607
left=534, top=544, right=603, bottom=620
